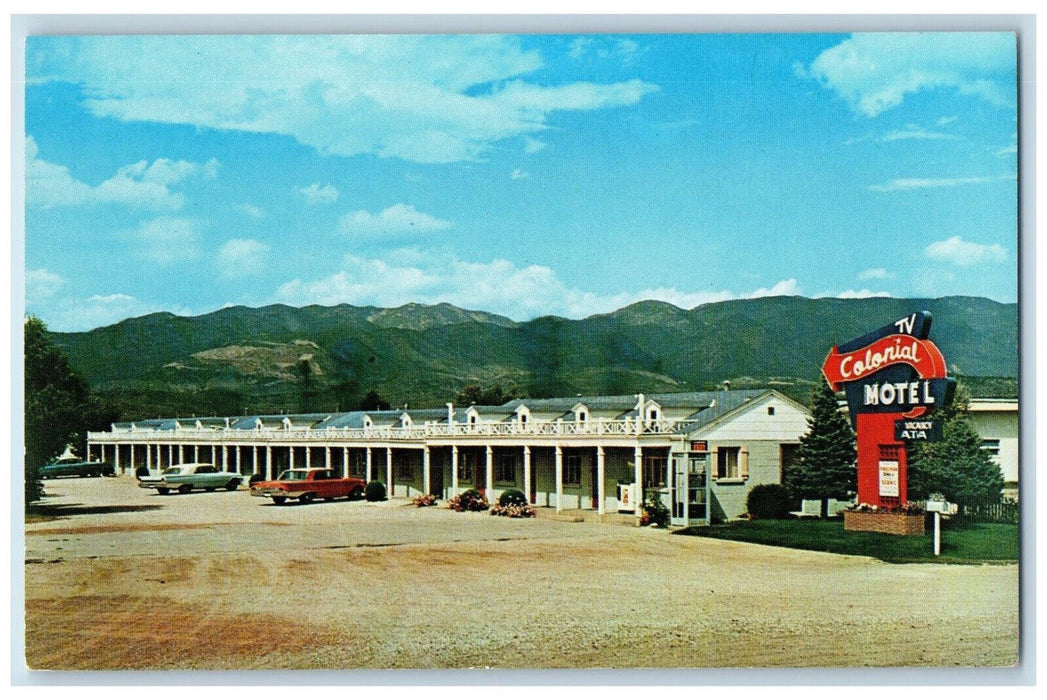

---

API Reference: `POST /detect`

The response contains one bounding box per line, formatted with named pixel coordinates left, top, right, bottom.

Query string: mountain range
left=48, top=296, right=1019, bottom=420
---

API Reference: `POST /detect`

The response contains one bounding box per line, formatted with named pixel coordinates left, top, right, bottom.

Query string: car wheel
left=350, top=487, right=364, bottom=501
left=178, top=484, right=193, bottom=494
left=298, top=493, right=314, bottom=504
left=205, top=487, right=216, bottom=492
left=271, top=496, right=287, bottom=505
left=157, top=487, right=170, bottom=495
left=225, top=479, right=240, bottom=491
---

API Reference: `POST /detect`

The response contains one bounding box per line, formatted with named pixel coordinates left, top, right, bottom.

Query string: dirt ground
left=22, top=476, right=1019, bottom=671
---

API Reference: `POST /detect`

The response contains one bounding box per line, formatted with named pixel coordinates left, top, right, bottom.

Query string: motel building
left=86, top=389, right=812, bottom=525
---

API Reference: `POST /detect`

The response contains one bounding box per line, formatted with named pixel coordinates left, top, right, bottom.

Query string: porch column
left=597, top=446, right=606, bottom=515
left=265, top=445, right=272, bottom=480
left=168, top=444, right=174, bottom=467
left=423, top=447, right=431, bottom=496
left=146, top=443, right=152, bottom=472
left=523, top=446, right=532, bottom=504
left=235, top=445, right=241, bottom=473
left=366, top=447, right=373, bottom=482
left=194, top=444, right=199, bottom=462
left=252, top=445, right=258, bottom=475
left=555, top=445, right=563, bottom=513
left=305, top=446, right=311, bottom=469
left=222, top=445, right=228, bottom=470
left=386, top=447, right=393, bottom=495
left=114, top=443, right=121, bottom=472
left=485, top=445, right=493, bottom=494
left=634, top=445, right=644, bottom=524
left=128, top=444, right=135, bottom=472
left=451, top=445, right=459, bottom=494
left=179, top=444, right=185, bottom=464
left=343, top=446, right=349, bottom=478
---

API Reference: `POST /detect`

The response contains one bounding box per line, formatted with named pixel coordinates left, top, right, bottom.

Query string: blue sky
left=23, top=32, right=1018, bottom=332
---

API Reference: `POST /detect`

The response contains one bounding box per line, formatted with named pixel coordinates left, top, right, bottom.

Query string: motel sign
left=822, top=312, right=954, bottom=507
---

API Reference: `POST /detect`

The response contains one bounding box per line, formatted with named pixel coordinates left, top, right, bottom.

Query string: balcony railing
left=88, top=417, right=681, bottom=443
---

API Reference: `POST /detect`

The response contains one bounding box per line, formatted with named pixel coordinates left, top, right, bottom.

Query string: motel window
left=643, top=455, right=668, bottom=488
left=349, top=452, right=366, bottom=478
left=716, top=447, right=741, bottom=480
left=457, top=453, right=475, bottom=482
left=564, top=453, right=582, bottom=486
left=981, top=439, right=1001, bottom=461
left=495, top=453, right=516, bottom=484
left=395, top=456, right=413, bottom=480
left=767, top=406, right=775, bottom=416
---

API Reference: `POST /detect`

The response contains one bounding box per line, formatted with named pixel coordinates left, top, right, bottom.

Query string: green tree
left=358, top=389, right=390, bottom=411
left=455, top=384, right=513, bottom=406
left=24, top=316, right=119, bottom=506
left=907, top=383, right=1004, bottom=509
left=785, top=380, right=857, bottom=517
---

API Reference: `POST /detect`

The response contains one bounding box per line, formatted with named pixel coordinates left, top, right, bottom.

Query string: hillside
left=49, top=296, right=1019, bottom=420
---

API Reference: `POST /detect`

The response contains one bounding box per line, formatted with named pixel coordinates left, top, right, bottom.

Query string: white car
left=138, top=463, right=242, bottom=495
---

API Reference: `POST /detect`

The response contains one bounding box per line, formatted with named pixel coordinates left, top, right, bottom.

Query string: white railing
left=89, top=417, right=680, bottom=443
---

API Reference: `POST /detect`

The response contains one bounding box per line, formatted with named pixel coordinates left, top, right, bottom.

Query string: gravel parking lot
left=23, top=475, right=1019, bottom=671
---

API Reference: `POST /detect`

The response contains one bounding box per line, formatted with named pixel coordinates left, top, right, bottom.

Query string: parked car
left=138, top=463, right=242, bottom=495
left=250, top=468, right=366, bottom=505
left=39, top=457, right=115, bottom=479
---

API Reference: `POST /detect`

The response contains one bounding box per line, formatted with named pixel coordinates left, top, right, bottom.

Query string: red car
left=250, top=468, right=366, bottom=505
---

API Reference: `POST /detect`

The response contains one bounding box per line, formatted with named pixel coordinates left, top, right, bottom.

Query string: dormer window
left=401, top=413, right=413, bottom=428
left=469, top=414, right=478, bottom=425
left=363, top=416, right=373, bottom=430
left=282, top=417, right=292, bottom=430
left=520, top=413, right=528, bottom=425
left=577, top=410, right=587, bottom=423
left=255, top=418, right=263, bottom=430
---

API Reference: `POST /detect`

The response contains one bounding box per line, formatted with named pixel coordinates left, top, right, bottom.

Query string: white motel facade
left=86, top=389, right=1020, bottom=522
left=87, top=389, right=812, bottom=525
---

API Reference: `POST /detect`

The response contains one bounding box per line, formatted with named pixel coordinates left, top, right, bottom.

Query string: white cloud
left=32, top=35, right=657, bottom=164
left=858, top=267, right=892, bottom=281
left=523, top=137, right=547, bottom=154
left=868, top=176, right=1000, bottom=192
left=36, top=293, right=195, bottom=332
left=806, top=33, right=1015, bottom=117
left=25, top=268, right=65, bottom=304
left=747, top=279, right=802, bottom=299
left=925, top=236, right=1007, bottom=267
left=238, top=203, right=266, bottom=218
left=837, top=289, right=892, bottom=299
left=297, top=183, right=339, bottom=204
left=274, top=252, right=803, bottom=321
left=881, top=127, right=959, bottom=142
left=127, top=216, right=202, bottom=264
left=26, top=136, right=216, bottom=210
left=340, top=204, right=452, bottom=235
left=510, top=169, right=529, bottom=180
left=216, top=238, right=271, bottom=278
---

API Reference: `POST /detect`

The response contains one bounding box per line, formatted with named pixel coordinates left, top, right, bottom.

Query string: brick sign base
left=844, top=510, right=925, bottom=536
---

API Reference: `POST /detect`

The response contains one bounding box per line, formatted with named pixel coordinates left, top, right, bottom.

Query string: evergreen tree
left=786, top=380, right=857, bottom=516
left=24, top=316, right=119, bottom=506
left=907, top=383, right=1004, bottom=509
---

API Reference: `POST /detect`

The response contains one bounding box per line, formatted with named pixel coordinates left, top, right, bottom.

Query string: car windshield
left=278, top=470, right=310, bottom=481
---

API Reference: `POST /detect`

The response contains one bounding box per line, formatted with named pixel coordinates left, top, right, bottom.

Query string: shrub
left=365, top=480, right=387, bottom=502
left=248, top=472, right=265, bottom=486
left=498, top=488, right=528, bottom=507
left=447, top=488, right=489, bottom=512
left=412, top=493, right=438, bottom=507
left=491, top=503, right=536, bottom=518
left=135, top=465, right=150, bottom=480
left=642, top=491, right=670, bottom=527
left=746, top=483, right=793, bottom=519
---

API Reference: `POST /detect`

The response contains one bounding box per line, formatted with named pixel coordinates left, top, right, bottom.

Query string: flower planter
left=844, top=510, right=925, bottom=536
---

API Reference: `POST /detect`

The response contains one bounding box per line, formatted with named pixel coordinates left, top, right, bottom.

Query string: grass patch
left=674, top=518, right=1019, bottom=564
